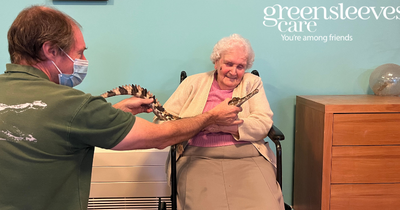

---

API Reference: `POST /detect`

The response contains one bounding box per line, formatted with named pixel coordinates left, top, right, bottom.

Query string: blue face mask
left=52, top=49, right=88, bottom=87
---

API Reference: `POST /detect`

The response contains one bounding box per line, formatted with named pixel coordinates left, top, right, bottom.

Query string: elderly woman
left=159, top=34, right=284, bottom=210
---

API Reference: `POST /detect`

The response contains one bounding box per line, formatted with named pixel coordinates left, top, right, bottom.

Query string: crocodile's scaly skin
left=228, top=89, right=259, bottom=107
left=101, top=84, right=180, bottom=121
left=101, top=84, right=259, bottom=153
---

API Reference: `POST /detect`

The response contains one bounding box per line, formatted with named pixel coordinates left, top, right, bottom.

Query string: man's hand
left=206, top=98, right=243, bottom=126
left=113, top=97, right=154, bottom=115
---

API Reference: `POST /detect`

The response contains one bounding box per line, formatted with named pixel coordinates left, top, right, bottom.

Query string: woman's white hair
left=210, top=34, right=255, bottom=70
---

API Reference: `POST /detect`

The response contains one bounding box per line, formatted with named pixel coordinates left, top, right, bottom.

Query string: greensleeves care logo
left=263, top=3, right=400, bottom=33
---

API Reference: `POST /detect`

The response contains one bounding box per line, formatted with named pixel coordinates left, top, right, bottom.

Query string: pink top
left=188, top=78, right=249, bottom=147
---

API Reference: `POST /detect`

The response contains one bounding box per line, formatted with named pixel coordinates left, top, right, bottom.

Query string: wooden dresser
left=293, top=95, right=400, bottom=210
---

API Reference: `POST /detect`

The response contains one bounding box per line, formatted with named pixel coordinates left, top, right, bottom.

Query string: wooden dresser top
left=296, top=95, right=400, bottom=113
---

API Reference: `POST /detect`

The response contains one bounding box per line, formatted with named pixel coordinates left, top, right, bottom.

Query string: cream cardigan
left=157, top=70, right=276, bottom=168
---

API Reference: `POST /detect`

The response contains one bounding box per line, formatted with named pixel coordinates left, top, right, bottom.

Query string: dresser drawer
left=330, top=183, right=400, bottom=210
left=333, top=113, right=400, bottom=145
left=331, top=146, right=400, bottom=183
left=294, top=96, right=400, bottom=210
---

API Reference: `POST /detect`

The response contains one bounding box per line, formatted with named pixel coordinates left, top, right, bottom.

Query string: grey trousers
left=176, top=144, right=285, bottom=210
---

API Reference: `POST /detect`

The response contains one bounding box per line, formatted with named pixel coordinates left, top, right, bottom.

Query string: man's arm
left=202, top=124, right=239, bottom=138
left=112, top=98, right=242, bottom=150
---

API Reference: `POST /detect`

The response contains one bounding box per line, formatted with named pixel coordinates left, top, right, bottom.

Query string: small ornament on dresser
left=369, top=63, right=400, bottom=96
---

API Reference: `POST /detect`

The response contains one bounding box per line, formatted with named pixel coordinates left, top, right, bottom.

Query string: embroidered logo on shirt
left=0, top=100, right=47, bottom=142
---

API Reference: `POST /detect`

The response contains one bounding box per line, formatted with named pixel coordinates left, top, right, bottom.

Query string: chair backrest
left=181, top=70, right=260, bottom=82
left=180, top=71, right=187, bottom=83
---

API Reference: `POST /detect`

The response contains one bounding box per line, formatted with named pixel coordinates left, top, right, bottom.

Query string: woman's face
left=214, top=46, right=247, bottom=90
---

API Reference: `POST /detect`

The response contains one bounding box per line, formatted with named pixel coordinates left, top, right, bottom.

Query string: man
left=0, top=5, right=242, bottom=210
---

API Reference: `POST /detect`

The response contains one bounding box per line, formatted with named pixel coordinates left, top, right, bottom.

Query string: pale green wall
left=2, top=0, right=400, bottom=205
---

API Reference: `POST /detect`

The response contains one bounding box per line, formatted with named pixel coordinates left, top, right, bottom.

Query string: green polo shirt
left=0, top=64, right=136, bottom=210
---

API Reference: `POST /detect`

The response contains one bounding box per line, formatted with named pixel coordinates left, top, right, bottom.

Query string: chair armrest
left=268, top=124, right=285, bottom=142
left=266, top=124, right=285, bottom=188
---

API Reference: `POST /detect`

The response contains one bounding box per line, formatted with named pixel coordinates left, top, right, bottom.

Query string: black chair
left=159, top=70, right=292, bottom=210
